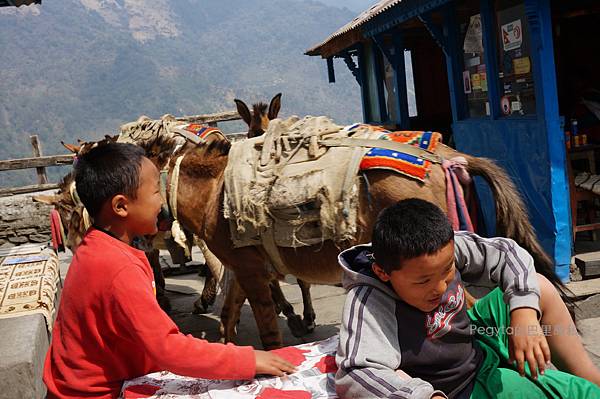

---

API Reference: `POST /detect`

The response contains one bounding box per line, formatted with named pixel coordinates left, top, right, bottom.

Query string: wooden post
left=30, top=135, right=48, bottom=184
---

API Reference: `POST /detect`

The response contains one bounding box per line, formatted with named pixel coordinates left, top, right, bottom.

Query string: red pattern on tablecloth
left=123, top=384, right=161, bottom=398
left=256, top=388, right=311, bottom=399
left=120, top=335, right=340, bottom=399
left=271, top=347, right=310, bottom=366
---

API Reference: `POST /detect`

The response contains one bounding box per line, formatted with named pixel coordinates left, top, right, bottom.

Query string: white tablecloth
left=121, top=335, right=340, bottom=399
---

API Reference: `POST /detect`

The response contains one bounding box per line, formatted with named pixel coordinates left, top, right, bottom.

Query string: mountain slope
left=0, top=0, right=362, bottom=186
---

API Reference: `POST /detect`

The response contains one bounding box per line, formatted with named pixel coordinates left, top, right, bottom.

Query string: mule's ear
left=61, top=141, right=81, bottom=154
left=32, top=194, right=59, bottom=205
left=268, top=93, right=282, bottom=120
left=234, top=98, right=252, bottom=127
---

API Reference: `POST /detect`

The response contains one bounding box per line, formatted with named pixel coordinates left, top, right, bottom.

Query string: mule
left=233, top=94, right=316, bottom=337
left=137, top=125, right=567, bottom=350
left=50, top=125, right=313, bottom=336
left=37, top=136, right=217, bottom=313
left=235, top=93, right=282, bottom=138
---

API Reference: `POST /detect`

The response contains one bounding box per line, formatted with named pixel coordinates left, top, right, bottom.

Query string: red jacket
left=43, top=228, right=255, bottom=398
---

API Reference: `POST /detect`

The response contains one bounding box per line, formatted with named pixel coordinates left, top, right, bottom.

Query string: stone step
left=575, top=251, right=600, bottom=279
left=0, top=314, right=49, bottom=399
left=567, top=278, right=600, bottom=298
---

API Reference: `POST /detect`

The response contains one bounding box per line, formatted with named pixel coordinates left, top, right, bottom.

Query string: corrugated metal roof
left=0, top=0, right=40, bottom=7
left=306, top=0, right=402, bottom=55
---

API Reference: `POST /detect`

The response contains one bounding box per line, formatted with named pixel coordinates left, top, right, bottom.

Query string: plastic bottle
left=572, top=119, right=579, bottom=147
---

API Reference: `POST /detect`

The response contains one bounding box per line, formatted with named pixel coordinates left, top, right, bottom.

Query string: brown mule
left=235, top=93, right=282, bottom=138
left=147, top=130, right=566, bottom=350
left=231, top=94, right=316, bottom=337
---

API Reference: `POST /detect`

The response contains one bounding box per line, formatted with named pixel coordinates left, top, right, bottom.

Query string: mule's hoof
left=192, top=299, right=209, bottom=315
left=304, top=320, right=316, bottom=334
left=287, top=314, right=308, bottom=338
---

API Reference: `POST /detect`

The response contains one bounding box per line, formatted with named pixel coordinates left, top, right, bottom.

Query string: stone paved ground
left=58, top=248, right=600, bottom=370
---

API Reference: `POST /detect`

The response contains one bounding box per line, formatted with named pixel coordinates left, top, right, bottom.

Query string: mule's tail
left=463, top=154, right=574, bottom=309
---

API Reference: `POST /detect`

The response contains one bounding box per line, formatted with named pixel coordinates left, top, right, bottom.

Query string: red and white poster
left=463, top=70, right=472, bottom=94
left=502, top=19, right=522, bottom=51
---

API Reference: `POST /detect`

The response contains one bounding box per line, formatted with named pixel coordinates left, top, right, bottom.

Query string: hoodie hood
left=338, top=243, right=400, bottom=300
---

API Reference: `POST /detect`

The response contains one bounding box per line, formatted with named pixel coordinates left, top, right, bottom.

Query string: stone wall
left=0, top=191, right=55, bottom=248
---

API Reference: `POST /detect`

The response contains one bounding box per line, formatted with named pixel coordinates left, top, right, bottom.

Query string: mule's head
left=61, top=135, right=118, bottom=157
left=234, top=93, right=282, bottom=138
left=33, top=172, right=89, bottom=251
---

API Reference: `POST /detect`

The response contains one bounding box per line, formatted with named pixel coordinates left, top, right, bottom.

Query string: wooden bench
left=568, top=150, right=600, bottom=240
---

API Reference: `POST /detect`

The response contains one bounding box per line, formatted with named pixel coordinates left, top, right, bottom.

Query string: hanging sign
left=463, top=70, right=472, bottom=94
left=502, top=19, right=522, bottom=51
left=480, top=72, right=488, bottom=92
left=477, top=65, right=488, bottom=92
left=513, top=57, right=531, bottom=75
left=471, top=73, right=482, bottom=90
left=463, top=14, right=483, bottom=54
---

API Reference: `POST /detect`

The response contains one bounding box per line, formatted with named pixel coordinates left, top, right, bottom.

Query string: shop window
left=495, top=0, right=536, bottom=116
left=381, top=49, right=419, bottom=121
left=379, top=46, right=419, bottom=123
left=460, top=6, right=490, bottom=118
left=362, top=41, right=383, bottom=122
left=382, top=51, right=399, bottom=122
left=404, top=50, right=418, bottom=117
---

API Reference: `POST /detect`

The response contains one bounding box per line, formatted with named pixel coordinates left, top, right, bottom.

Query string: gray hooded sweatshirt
left=335, top=231, right=541, bottom=399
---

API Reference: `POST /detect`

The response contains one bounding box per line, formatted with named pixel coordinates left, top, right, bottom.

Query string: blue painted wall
left=453, top=118, right=570, bottom=281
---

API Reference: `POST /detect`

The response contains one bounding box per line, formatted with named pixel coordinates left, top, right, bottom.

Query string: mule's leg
left=219, top=276, right=246, bottom=343
left=164, top=234, right=189, bottom=267
left=298, top=279, right=316, bottom=333
left=193, top=239, right=225, bottom=314
left=235, top=269, right=283, bottom=349
left=270, top=279, right=307, bottom=338
left=193, top=269, right=216, bottom=314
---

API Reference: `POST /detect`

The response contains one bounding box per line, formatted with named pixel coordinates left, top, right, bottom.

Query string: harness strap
left=175, top=130, right=203, bottom=145
left=260, top=226, right=291, bottom=277
left=319, top=138, right=442, bottom=164
left=169, top=155, right=185, bottom=220
left=69, top=182, right=92, bottom=231
left=159, top=157, right=172, bottom=220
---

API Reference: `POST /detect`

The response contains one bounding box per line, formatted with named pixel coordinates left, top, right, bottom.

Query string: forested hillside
left=0, top=0, right=363, bottom=186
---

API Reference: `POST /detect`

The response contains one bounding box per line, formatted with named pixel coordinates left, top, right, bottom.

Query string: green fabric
left=466, top=288, right=600, bottom=398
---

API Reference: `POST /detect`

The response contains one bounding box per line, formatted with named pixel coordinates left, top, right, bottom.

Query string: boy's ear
left=111, top=194, right=129, bottom=218
left=372, top=263, right=391, bottom=282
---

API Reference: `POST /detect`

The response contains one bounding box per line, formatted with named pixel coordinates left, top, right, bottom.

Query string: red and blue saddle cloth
left=178, top=123, right=222, bottom=141
left=349, top=124, right=442, bottom=182
left=348, top=124, right=476, bottom=232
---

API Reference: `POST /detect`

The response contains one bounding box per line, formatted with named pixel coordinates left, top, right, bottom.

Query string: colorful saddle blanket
left=175, top=123, right=222, bottom=141
left=357, top=127, right=442, bottom=181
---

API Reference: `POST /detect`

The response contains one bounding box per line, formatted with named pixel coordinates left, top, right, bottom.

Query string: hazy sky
left=314, top=0, right=377, bottom=13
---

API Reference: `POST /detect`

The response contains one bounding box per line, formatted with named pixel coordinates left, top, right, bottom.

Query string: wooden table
left=569, top=144, right=600, bottom=174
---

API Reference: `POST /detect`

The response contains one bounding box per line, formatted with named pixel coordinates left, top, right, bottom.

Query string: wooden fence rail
left=0, top=154, right=75, bottom=172
left=1, top=110, right=243, bottom=197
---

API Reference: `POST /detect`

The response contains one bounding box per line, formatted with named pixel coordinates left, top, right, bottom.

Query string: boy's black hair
left=372, top=198, right=454, bottom=274
left=74, top=142, right=146, bottom=217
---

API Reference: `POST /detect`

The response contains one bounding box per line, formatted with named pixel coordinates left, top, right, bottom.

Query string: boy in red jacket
left=43, top=143, right=295, bottom=398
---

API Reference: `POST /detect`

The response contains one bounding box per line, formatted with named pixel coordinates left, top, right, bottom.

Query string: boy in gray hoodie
left=336, top=198, right=600, bottom=399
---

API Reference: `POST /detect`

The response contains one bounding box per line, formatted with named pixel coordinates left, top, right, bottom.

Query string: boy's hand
left=508, top=308, right=551, bottom=380
left=254, top=350, right=297, bottom=376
